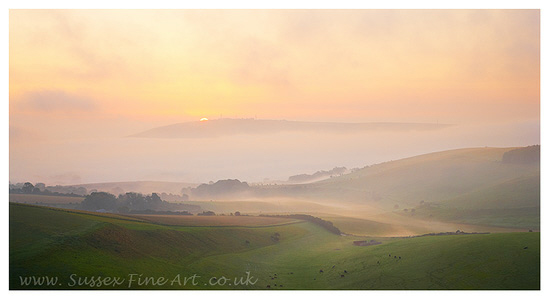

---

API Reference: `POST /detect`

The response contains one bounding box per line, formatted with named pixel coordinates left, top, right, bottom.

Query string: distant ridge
left=130, top=118, right=453, bottom=138
left=72, top=181, right=198, bottom=195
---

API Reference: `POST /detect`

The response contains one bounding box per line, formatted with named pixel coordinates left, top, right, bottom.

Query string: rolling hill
left=306, top=147, right=538, bottom=206
left=73, top=181, right=198, bottom=196
left=254, top=146, right=539, bottom=230
left=130, top=118, right=452, bottom=139
left=10, top=203, right=539, bottom=290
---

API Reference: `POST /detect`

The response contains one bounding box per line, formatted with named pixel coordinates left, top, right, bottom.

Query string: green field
left=131, top=214, right=300, bottom=227
left=10, top=203, right=539, bottom=290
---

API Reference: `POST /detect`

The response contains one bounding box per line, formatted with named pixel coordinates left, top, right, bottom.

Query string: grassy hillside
left=131, top=214, right=299, bottom=227
left=10, top=203, right=539, bottom=290
left=309, top=147, right=538, bottom=206
left=270, top=147, right=540, bottom=229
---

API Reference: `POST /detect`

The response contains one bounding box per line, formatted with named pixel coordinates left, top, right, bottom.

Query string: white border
left=2, top=1, right=547, bottom=300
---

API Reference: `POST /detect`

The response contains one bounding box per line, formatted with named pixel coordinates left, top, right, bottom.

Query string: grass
left=10, top=203, right=540, bottom=290
left=130, top=214, right=300, bottom=227
left=320, top=215, right=399, bottom=237
left=309, top=147, right=538, bottom=207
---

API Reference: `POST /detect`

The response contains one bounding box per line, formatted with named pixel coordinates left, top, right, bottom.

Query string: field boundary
left=128, top=214, right=305, bottom=229
left=9, top=202, right=305, bottom=229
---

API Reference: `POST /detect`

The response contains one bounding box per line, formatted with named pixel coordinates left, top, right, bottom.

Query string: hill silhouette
left=130, top=118, right=453, bottom=138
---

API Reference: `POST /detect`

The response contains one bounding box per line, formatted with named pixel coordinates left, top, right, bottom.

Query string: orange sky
left=8, top=9, right=541, bottom=184
left=10, top=10, right=539, bottom=125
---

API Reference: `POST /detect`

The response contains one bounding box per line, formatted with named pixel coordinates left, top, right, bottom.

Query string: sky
left=8, top=9, right=541, bottom=185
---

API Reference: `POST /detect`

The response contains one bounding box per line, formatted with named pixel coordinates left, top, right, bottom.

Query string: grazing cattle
left=319, top=269, right=324, bottom=273
left=377, top=261, right=380, bottom=264
left=389, top=254, right=391, bottom=257
left=524, top=246, right=529, bottom=249
left=344, top=270, right=347, bottom=273
left=332, top=265, right=335, bottom=269
left=274, top=284, right=277, bottom=286
left=267, top=285, right=271, bottom=288
left=394, top=256, right=397, bottom=259
left=399, top=256, right=401, bottom=259
left=280, top=285, right=283, bottom=287
left=340, top=275, right=345, bottom=278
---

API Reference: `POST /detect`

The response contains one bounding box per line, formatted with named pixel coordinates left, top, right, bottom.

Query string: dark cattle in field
left=319, top=269, right=323, bottom=273
left=267, top=285, right=271, bottom=288
left=524, top=247, right=529, bottom=249
left=344, top=270, right=347, bottom=273
left=340, top=275, right=345, bottom=278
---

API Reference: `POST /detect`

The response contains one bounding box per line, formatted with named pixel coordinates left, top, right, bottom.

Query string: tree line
left=81, top=191, right=199, bottom=214
left=9, top=182, right=85, bottom=197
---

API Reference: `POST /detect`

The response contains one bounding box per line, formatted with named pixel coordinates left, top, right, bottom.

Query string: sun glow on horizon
left=200, top=118, right=209, bottom=122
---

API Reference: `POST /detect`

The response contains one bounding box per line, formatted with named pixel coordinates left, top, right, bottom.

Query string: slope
left=10, top=203, right=539, bottom=290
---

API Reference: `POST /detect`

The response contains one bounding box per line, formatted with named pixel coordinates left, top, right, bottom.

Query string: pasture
left=9, top=203, right=539, bottom=290
left=130, top=214, right=300, bottom=227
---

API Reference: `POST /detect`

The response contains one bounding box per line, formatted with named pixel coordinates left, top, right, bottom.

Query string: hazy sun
left=200, top=118, right=209, bottom=122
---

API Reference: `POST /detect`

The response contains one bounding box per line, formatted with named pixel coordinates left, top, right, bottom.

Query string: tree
left=198, top=211, right=215, bottom=216
left=82, top=192, right=117, bottom=211
left=235, top=211, right=241, bottom=216
left=118, top=192, right=146, bottom=210
left=145, top=193, right=163, bottom=209
left=22, top=182, right=34, bottom=194
left=75, top=187, right=87, bottom=196
left=151, top=193, right=162, bottom=203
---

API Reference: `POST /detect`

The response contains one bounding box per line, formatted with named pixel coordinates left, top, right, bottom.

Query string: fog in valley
left=9, top=118, right=539, bottom=185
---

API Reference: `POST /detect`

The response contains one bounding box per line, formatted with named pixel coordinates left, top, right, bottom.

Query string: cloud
left=16, top=90, right=97, bottom=112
